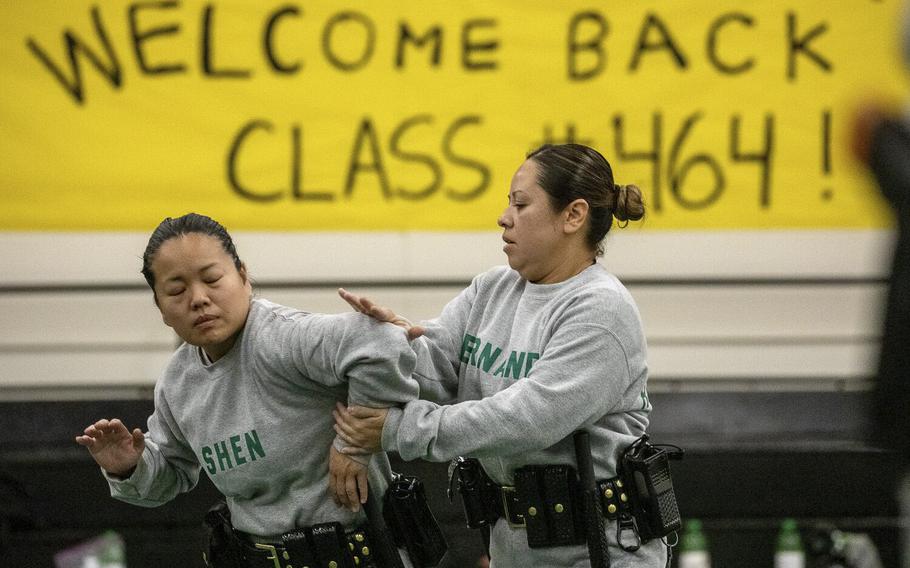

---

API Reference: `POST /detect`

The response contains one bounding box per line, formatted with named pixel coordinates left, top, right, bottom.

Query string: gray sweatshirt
left=106, top=298, right=419, bottom=537
left=383, top=263, right=652, bottom=485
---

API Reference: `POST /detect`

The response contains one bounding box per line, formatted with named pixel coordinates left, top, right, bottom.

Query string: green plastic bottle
left=679, top=518, right=711, bottom=568
left=774, top=518, right=805, bottom=568
left=96, top=530, right=126, bottom=568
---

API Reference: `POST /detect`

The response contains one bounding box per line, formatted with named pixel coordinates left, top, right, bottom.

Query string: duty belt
left=237, top=524, right=380, bottom=568
left=486, top=475, right=632, bottom=528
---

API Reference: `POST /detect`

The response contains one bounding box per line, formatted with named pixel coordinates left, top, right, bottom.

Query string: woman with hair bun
left=333, top=144, right=666, bottom=567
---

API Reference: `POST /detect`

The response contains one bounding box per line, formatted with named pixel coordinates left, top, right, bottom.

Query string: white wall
left=0, top=229, right=893, bottom=399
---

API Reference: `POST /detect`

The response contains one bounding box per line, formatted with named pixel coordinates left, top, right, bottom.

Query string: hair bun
left=612, top=183, right=644, bottom=222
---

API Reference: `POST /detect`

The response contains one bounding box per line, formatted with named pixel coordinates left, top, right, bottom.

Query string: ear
left=562, top=198, right=589, bottom=235
left=239, top=263, right=252, bottom=293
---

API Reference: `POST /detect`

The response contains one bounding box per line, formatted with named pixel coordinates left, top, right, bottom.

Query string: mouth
left=502, top=235, right=515, bottom=245
left=194, top=314, right=217, bottom=327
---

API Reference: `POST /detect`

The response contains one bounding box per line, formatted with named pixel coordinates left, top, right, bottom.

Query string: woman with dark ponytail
left=334, top=144, right=664, bottom=567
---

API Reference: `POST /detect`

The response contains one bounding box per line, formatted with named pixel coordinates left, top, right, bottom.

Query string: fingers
left=333, top=407, right=359, bottom=436
left=131, top=428, right=146, bottom=453
left=333, top=424, right=358, bottom=446
left=77, top=418, right=135, bottom=448
left=80, top=418, right=115, bottom=442
left=346, top=406, right=386, bottom=420
left=357, top=470, right=368, bottom=504
left=328, top=446, right=364, bottom=513
left=329, top=471, right=343, bottom=508
left=338, top=288, right=402, bottom=325
left=344, top=471, right=361, bottom=512
left=338, top=288, right=367, bottom=314
left=407, top=325, right=427, bottom=341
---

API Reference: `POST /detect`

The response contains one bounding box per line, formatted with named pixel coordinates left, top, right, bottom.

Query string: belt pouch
left=347, top=528, right=380, bottom=568
left=514, top=466, right=550, bottom=548
left=384, top=475, right=448, bottom=567
left=541, top=465, right=583, bottom=546
left=310, top=522, right=352, bottom=568
left=452, top=458, right=499, bottom=528
left=202, top=500, right=243, bottom=568
left=622, top=441, right=682, bottom=541
left=598, top=478, right=631, bottom=521
left=282, top=529, right=317, bottom=567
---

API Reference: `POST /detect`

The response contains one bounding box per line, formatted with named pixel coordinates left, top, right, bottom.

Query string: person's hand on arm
left=337, top=288, right=425, bottom=341
left=333, top=402, right=388, bottom=455
left=328, top=446, right=369, bottom=513
left=75, top=418, right=145, bottom=478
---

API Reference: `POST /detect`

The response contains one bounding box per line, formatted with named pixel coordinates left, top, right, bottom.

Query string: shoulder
left=155, top=342, right=197, bottom=397
left=557, top=266, right=641, bottom=329
left=248, top=297, right=404, bottom=341
left=242, top=297, right=314, bottom=335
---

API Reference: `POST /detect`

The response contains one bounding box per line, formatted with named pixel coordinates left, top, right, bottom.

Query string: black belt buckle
left=499, top=485, right=525, bottom=528
left=250, top=542, right=286, bottom=568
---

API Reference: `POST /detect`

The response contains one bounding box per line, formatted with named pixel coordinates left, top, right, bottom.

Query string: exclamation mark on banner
left=821, top=109, right=833, bottom=201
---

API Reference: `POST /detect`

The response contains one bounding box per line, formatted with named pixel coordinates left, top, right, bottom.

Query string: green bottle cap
left=776, top=518, right=803, bottom=552
left=680, top=518, right=708, bottom=552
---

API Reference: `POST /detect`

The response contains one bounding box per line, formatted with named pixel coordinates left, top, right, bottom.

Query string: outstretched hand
left=333, top=403, right=388, bottom=455
left=75, top=418, right=145, bottom=478
left=328, top=446, right=368, bottom=512
left=337, top=288, right=425, bottom=341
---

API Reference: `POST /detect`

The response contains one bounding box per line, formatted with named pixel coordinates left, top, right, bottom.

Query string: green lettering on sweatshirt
left=201, top=429, right=266, bottom=474
left=504, top=351, right=526, bottom=380
left=201, top=446, right=216, bottom=475
left=245, top=429, right=265, bottom=461
left=476, top=342, right=502, bottom=372
left=460, top=334, right=480, bottom=364
left=229, top=435, right=246, bottom=466
left=461, top=333, right=539, bottom=379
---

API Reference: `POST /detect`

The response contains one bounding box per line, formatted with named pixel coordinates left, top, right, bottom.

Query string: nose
left=189, top=282, right=211, bottom=310
left=497, top=208, right=512, bottom=228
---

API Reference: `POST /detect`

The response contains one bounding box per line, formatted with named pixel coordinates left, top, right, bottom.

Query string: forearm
left=105, top=437, right=200, bottom=507
left=384, top=325, right=639, bottom=462
left=292, top=313, right=419, bottom=407
left=410, top=333, right=460, bottom=404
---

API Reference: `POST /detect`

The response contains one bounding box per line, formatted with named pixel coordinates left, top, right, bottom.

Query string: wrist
left=106, top=465, right=137, bottom=480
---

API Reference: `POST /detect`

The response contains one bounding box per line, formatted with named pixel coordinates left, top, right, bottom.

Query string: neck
left=530, top=253, right=596, bottom=285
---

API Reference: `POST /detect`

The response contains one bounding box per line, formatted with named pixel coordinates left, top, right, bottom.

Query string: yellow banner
left=1, top=1, right=906, bottom=230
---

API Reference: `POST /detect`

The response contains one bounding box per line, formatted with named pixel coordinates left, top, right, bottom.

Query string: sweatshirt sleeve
left=408, top=277, right=481, bottom=404
left=383, top=322, right=639, bottom=462
left=283, top=312, right=420, bottom=408
left=105, top=386, right=201, bottom=507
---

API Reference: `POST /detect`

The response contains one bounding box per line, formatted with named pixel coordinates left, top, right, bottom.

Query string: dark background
left=0, top=391, right=901, bottom=567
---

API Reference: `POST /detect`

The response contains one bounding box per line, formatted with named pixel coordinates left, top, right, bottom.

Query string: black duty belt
left=486, top=474, right=632, bottom=528
left=238, top=523, right=380, bottom=568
